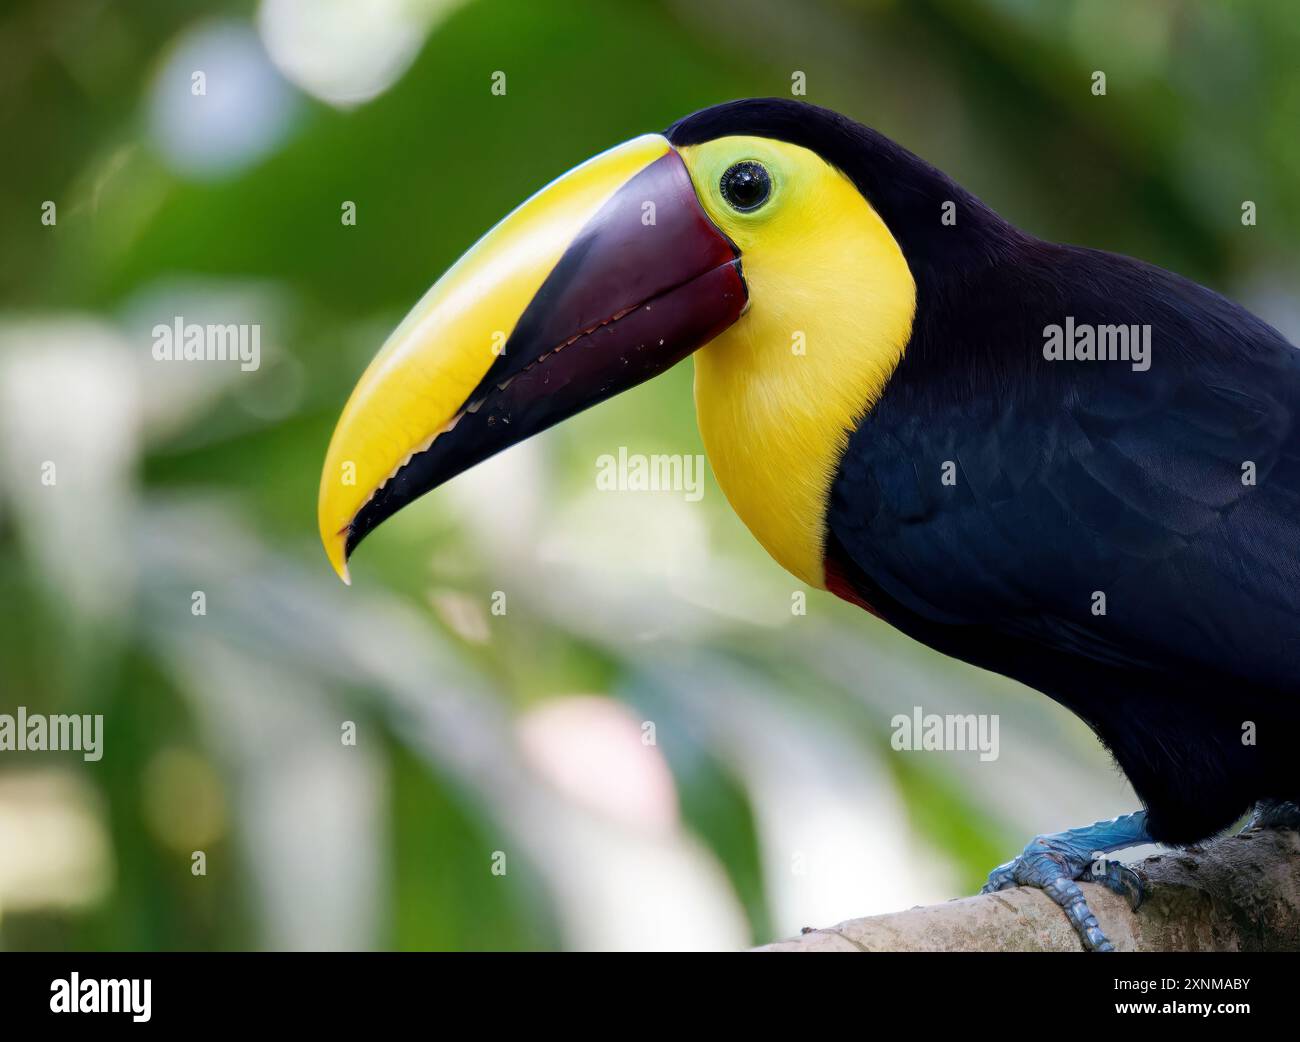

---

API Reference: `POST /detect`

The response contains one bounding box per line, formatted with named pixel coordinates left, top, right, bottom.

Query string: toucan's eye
left=720, top=161, right=772, bottom=212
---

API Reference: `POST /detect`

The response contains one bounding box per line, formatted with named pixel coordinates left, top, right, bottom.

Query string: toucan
left=319, top=99, right=1300, bottom=951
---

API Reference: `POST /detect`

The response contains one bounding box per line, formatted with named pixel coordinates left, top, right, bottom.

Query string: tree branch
left=757, top=828, right=1300, bottom=952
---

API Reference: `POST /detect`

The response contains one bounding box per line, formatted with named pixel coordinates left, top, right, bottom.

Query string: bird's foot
left=981, top=811, right=1151, bottom=952
left=981, top=841, right=1143, bottom=951
left=1242, top=798, right=1300, bottom=832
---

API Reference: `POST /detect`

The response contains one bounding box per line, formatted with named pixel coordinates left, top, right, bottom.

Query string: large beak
left=318, top=134, right=746, bottom=582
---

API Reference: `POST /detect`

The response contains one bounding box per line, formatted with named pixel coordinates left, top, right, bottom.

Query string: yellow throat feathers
left=680, top=136, right=917, bottom=587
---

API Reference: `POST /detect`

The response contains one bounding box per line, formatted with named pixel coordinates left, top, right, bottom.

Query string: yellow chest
left=692, top=231, right=916, bottom=588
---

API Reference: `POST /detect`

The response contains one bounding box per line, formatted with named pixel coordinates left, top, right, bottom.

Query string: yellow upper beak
left=317, top=134, right=673, bottom=582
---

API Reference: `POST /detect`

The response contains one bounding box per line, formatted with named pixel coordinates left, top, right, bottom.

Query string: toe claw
left=1082, top=859, right=1146, bottom=912
left=1048, top=878, right=1116, bottom=952
left=1243, top=799, right=1300, bottom=832
left=980, top=863, right=1017, bottom=895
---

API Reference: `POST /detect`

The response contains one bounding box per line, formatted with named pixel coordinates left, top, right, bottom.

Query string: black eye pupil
left=721, top=161, right=771, bottom=212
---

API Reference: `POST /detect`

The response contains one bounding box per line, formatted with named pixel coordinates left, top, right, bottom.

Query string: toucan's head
left=320, top=99, right=981, bottom=585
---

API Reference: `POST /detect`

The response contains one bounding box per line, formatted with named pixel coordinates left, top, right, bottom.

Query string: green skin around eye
left=690, top=151, right=788, bottom=238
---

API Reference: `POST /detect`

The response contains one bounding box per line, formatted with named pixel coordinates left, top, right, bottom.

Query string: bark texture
left=757, top=828, right=1300, bottom=952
